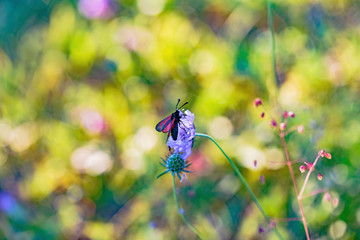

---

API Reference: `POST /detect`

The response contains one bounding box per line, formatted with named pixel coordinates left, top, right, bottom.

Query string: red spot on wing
left=155, top=115, right=173, bottom=132
left=162, top=118, right=175, bottom=133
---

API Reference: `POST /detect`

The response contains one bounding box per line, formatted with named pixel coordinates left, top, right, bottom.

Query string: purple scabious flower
left=167, top=110, right=195, bottom=160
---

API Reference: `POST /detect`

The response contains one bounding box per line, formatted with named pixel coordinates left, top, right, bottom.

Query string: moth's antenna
left=175, top=99, right=181, bottom=109
left=178, top=101, right=188, bottom=109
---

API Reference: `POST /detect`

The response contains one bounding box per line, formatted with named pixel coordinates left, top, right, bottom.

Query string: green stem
left=172, top=174, right=204, bottom=239
left=195, top=133, right=283, bottom=240
left=267, top=0, right=279, bottom=86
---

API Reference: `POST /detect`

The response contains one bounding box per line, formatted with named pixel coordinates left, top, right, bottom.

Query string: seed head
left=157, top=153, right=192, bottom=180
left=167, top=154, right=185, bottom=172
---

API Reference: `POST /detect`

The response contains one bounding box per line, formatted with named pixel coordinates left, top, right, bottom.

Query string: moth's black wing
left=171, top=122, right=179, bottom=140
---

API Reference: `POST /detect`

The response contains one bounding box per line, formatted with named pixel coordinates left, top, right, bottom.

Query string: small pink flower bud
left=297, top=125, right=304, bottom=134
left=325, top=152, right=332, bottom=159
left=270, top=221, right=276, bottom=228
left=323, top=192, right=331, bottom=202
left=289, top=111, right=295, bottom=118
left=333, top=197, right=339, bottom=207
left=317, top=173, right=323, bottom=181
left=299, top=165, right=306, bottom=173
left=254, top=160, right=257, bottom=167
left=270, top=119, right=277, bottom=127
left=305, top=162, right=313, bottom=170
left=254, top=98, right=263, bottom=107
left=259, top=175, right=265, bottom=185
left=319, top=150, right=325, bottom=157
left=283, top=111, right=289, bottom=119
left=280, top=122, right=286, bottom=131
left=261, top=112, right=265, bottom=118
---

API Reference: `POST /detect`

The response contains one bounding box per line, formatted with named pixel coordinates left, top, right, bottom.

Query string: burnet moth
left=155, top=99, right=188, bottom=140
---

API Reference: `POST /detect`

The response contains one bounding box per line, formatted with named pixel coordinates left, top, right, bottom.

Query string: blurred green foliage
left=0, top=0, right=360, bottom=239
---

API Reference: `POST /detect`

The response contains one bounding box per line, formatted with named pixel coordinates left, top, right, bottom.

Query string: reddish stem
left=301, top=188, right=327, bottom=199
left=299, top=155, right=321, bottom=199
left=284, top=125, right=298, bottom=135
left=272, top=217, right=302, bottom=222
left=279, top=133, right=311, bottom=240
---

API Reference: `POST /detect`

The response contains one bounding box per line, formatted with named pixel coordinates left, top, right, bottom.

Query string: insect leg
left=179, top=120, right=187, bottom=131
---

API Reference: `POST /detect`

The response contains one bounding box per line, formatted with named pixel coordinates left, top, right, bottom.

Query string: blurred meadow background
left=0, top=0, right=360, bottom=239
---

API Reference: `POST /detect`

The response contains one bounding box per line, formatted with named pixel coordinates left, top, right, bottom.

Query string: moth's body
left=155, top=100, right=188, bottom=141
